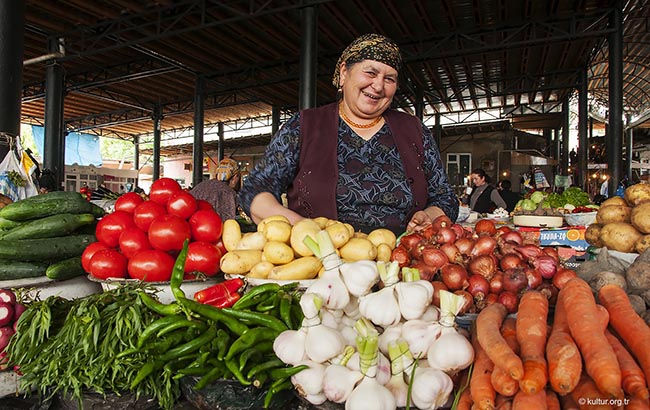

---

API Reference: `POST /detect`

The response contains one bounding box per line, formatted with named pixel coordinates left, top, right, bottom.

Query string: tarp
left=31, top=126, right=103, bottom=166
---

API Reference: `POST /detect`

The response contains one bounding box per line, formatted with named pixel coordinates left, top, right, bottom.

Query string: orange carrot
left=512, top=389, right=547, bottom=410
left=545, top=389, right=561, bottom=410
left=515, top=290, right=548, bottom=395
left=559, top=392, right=580, bottom=410
left=560, top=278, right=623, bottom=399
left=495, top=395, right=513, bottom=410
left=605, top=328, right=649, bottom=400
left=626, top=397, right=650, bottom=410
left=595, top=303, right=610, bottom=329
left=456, top=387, right=473, bottom=410
left=571, top=374, right=615, bottom=410
left=476, top=303, right=524, bottom=380
left=491, top=317, right=520, bottom=397
left=546, top=296, right=582, bottom=395
left=470, top=326, right=496, bottom=410
left=598, top=284, right=650, bottom=388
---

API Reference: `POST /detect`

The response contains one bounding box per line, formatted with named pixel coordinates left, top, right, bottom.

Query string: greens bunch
left=545, top=187, right=591, bottom=208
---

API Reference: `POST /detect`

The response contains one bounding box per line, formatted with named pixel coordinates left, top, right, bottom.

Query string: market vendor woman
left=239, top=33, right=458, bottom=235
left=464, top=168, right=507, bottom=213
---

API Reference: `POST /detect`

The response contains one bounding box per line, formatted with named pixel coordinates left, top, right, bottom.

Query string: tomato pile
left=83, top=178, right=226, bottom=282
left=571, top=206, right=596, bottom=213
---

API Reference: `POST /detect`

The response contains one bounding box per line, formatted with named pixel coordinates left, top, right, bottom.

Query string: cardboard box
left=517, top=227, right=590, bottom=251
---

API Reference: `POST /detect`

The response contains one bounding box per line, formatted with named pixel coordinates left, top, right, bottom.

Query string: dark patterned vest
left=286, top=102, right=428, bottom=221
left=470, top=184, right=496, bottom=213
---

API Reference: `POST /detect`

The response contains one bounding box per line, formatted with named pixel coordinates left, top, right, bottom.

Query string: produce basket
left=88, top=276, right=221, bottom=304
left=180, top=377, right=295, bottom=410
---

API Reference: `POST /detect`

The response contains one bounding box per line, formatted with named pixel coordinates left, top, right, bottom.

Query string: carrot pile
left=462, top=278, right=650, bottom=410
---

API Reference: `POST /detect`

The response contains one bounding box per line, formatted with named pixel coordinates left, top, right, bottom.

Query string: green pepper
left=156, top=318, right=208, bottom=338
left=290, top=299, right=304, bottom=329
left=225, top=327, right=279, bottom=361
left=170, top=239, right=190, bottom=301
left=130, top=360, right=164, bottom=389
left=194, top=361, right=227, bottom=390
left=225, top=357, right=252, bottom=386
left=222, top=307, right=288, bottom=332
left=138, top=291, right=182, bottom=316
left=137, top=314, right=186, bottom=348
left=213, top=328, right=231, bottom=360
left=159, top=326, right=217, bottom=362
left=142, top=331, right=187, bottom=355
left=264, top=378, right=292, bottom=408
left=232, top=283, right=281, bottom=310
left=279, top=292, right=293, bottom=329
left=246, top=358, right=285, bottom=380
left=238, top=341, right=272, bottom=372
left=179, top=297, right=248, bottom=335
left=269, top=364, right=308, bottom=380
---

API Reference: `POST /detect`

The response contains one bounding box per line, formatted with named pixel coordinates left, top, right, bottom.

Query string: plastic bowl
left=564, top=211, right=597, bottom=227
left=457, top=206, right=471, bottom=222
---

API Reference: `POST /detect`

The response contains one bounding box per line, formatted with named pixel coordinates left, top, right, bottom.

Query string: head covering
left=216, top=158, right=239, bottom=182
left=332, top=33, right=402, bottom=87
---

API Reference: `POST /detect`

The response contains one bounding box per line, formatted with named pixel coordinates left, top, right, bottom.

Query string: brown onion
left=552, top=268, right=577, bottom=290
left=497, top=225, right=512, bottom=234
left=430, top=281, right=448, bottom=308
left=410, top=240, right=426, bottom=259
left=450, top=223, right=467, bottom=239
left=419, top=224, right=436, bottom=240
left=454, top=237, right=475, bottom=257
left=489, top=272, right=504, bottom=294
left=532, top=255, right=558, bottom=280
left=431, top=215, right=453, bottom=232
left=454, top=290, right=474, bottom=314
left=499, top=252, right=524, bottom=271
left=485, top=292, right=499, bottom=306
left=421, top=246, right=448, bottom=271
left=502, top=267, right=528, bottom=294
left=410, top=260, right=438, bottom=282
left=538, top=282, right=559, bottom=305
left=525, top=267, right=543, bottom=289
left=440, top=243, right=462, bottom=264
left=498, top=239, right=520, bottom=256
left=542, top=247, right=559, bottom=262
left=516, top=244, right=544, bottom=261
left=499, top=230, right=523, bottom=246
left=467, top=274, right=490, bottom=310
left=435, top=227, right=457, bottom=245
left=440, top=263, right=469, bottom=291
left=471, top=235, right=497, bottom=257
left=400, top=232, right=424, bottom=251
left=497, top=291, right=519, bottom=313
left=474, top=219, right=497, bottom=236
left=390, top=245, right=411, bottom=268
left=468, top=254, right=497, bottom=281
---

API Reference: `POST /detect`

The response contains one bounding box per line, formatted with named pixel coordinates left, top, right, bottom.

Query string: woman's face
left=471, top=173, right=486, bottom=187
left=339, top=60, right=398, bottom=119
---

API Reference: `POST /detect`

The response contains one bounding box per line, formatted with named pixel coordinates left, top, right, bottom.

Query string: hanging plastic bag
left=0, top=135, right=39, bottom=201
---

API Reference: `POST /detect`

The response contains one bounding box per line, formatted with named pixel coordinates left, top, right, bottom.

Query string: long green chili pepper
left=231, top=283, right=281, bottom=310
left=130, top=360, right=164, bottom=389
left=255, top=291, right=282, bottom=312
left=269, top=364, right=309, bottom=380
left=156, top=318, right=208, bottom=338
left=179, top=297, right=248, bottom=336
left=138, top=291, right=182, bottom=316
left=221, top=307, right=288, bottom=332
left=159, top=326, right=217, bottom=362
left=137, top=314, right=186, bottom=348
left=170, top=239, right=190, bottom=301
left=246, top=358, right=285, bottom=380
left=225, top=327, right=279, bottom=361
left=264, top=378, right=292, bottom=408
left=194, top=362, right=227, bottom=390
left=239, top=343, right=266, bottom=372
left=225, top=357, right=252, bottom=386
left=213, top=328, right=231, bottom=360
left=279, top=292, right=293, bottom=329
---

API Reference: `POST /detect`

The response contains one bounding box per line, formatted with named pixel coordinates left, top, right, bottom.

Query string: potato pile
left=585, top=183, right=650, bottom=253
left=219, top=215, right=396, bottom=280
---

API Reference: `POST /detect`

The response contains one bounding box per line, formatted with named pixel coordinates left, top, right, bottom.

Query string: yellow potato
left=222, top=219, right=242, bottom=251
left=344, top=223, right=355, bottom=237
left=263, top=241, right=295, bottom=265
left=596, top=205, right=631, bottom=224
left=376, top=243, right=393, bottom=262
left=262, top=220, right=292, bottom=243
left=325, top=221, right=352, bottom=248
left=236, top=231, right=267, bottom=250
left=257, top=215, right=290, bottom=233
left=268, top=256, right=322, bottom=280
left=220, top=250, right=263, bottom=275
left=353, top=231, right=368, bottom=239
left=367, top=228, right=397, bottom=249
left=290, top=218, right=322, bottom=256
left=314, top=216, right=330, bottom=229
left=247, top=261, right=275, bottom=279
left=339, top=237, right=378, bottom=261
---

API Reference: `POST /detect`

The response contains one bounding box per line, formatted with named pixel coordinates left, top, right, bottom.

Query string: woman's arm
left=249, top=192, right=303, bottom=225
left=491, top=190, right=508, bottom=210
left=406, top=205, right=446, bottom=232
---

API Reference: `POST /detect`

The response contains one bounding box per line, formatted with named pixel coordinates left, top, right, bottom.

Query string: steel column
left=272, top=106, right=280, bottom=136
left=626, top=116, right=633, bottom=182
left=0, top=0, right=24, bottom=158
left=607, top=2, right=623, bottom=195
left=415, top=87, right=424, bottom=120
left=152, top=105, right=162, bottom=181
left=561, top=97, right=570, bottom=176
left=578, top=70, right=588, bottom=190
left=434, top=113, right=442, bottom=149
left=193, top=75, right=205, bottom=187
left=133, top=135, right=139, bottom=173
left=44, top=38, right=65, bottom=190
left=299, top=5, right=318, bottom=110
left=218, top=123, right=224, bottom=160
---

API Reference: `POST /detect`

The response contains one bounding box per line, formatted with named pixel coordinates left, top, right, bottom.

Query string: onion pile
left=390, top=216, right=576, bottom=314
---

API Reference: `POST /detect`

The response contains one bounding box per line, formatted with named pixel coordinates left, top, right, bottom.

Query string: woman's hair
left=500, top=179, right=512, bottom=190
left=471, top=168, right=491, bottom=183
left=38, top=169, right=57, bottom=192
left=332, top=33, right=402, bottom=88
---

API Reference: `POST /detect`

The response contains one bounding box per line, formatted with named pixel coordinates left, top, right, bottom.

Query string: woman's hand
left=407, top=207, right=445, bottom=232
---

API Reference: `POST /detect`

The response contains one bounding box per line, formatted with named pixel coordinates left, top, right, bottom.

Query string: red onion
left=421, top=246, right=448, bottom=271
left=538, top=282, right=559, bottom=305
left=419, top=224, right=436, bottom=240
left=440, top=243, right=463, bottom=264
left=390, top=245, right=411, bottom=268
left=435, top=227, right=457, bottom=245
left=410, top=240, right=426, bottom=259
left=431, top=215, right=453, bottom=232
left=552, top=268, right=577, bottom=290
left=525, top=267, right=543, bottom=289
left=502, top=267, right=528, bottom=294
left=471, top=235, right=497, bottom=257
left=430, top=281, right=448, bottom=308
left=499, top=230, right=523, bottom=246
left=454, top=237, right=475, bottom=257
left=515, top=244, right=544, bottom=261
left=467, top=274, right=490, bottom=310
left=454, top=290, right=474, bottom=314
left=474, top=219, right=497, bottom=236
left=497, top=291, right=519, bottom=314
left=400, top=232, right=424, bottom=251
left=485, top=293, right=499, bottom=306
left=468, top=255, right=497, bottom=281
left=542, top=247, right=559, bottom=262
left=499, top=253, right=524, bottom=271
left=532, top=255, right=558, bottom=280
left=410, top=260, right=438, bottom=282
left=450, top=223, right=467, bottom=239
left=497, top=226, right=512, bottom=234
left=440, top=263, right=469, bottom=291
left=489, top=272, right=504, bottom=294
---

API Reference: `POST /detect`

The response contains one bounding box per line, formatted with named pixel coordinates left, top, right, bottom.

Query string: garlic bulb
left=300, top=293, right=345, bottom=364
left=322, top=363, right=363, bottom=403
left=401, top=319, right=441, bottom=358
left=406, top=366, right=454, bottom=410
left=273, top=328, right=307, bottom=365
left=427, top=331, right=474, bottom=373
left=340, top=260, right=379, bottom=296
left=291, top=360, right=326, bottom=399
left=395, top=279, right=434, bottom=320
left=345, top=376, right=397, bottom=410
left=359, top=261, right=401, bottom=327
left=304, top=230, right=350, bottom=310
left=378, top=324, right=402, bottom=356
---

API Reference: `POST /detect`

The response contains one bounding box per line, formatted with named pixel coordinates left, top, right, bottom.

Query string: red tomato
left=215, top=238, right=227, bottom=257
left=95, top=211, right=136, bottom=248
left=81, top=242, right=110, bottom=273
left=114, top=192, right=144, bottom=214
left=167, top=191, right=198, bottom=220
left=185, top=241, right=223, bottom=276
left=189, top=209, right=224, bottom=243
left=196, top=199, right=215, bottom=212
left=149, top=178, right=182, bottom=205
left=148, top=214, right=191, bottom=252
left=132, top=200, right=167, bottom=232
left=127, top=249, right=175, bottom=282
left=89, top=249, right=128, bottom=280
left=119, top=227, right=152, bottom=259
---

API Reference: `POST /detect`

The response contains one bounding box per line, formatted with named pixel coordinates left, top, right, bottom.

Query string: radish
left=0, top=351, right=8, bottom=371
left=0, top=302, right=14, bottom=328
left=13, top=303, right=26, bottom=323
left=0, top=289, right=15, bottom=306
left=0, top=326, right=15, bottom=351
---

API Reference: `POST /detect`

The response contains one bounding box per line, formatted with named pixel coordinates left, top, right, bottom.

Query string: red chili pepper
left=194, top=278, right=245, bottom=308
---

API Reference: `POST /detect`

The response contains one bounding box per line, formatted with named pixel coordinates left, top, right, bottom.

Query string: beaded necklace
left=338, top=104, right=383, bottom=129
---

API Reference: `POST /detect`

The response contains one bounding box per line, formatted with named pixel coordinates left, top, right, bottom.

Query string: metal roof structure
left=20, top=0, right=650, bottom=155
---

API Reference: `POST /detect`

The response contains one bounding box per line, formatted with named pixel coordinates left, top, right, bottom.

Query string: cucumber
left=0, top=213, right=96, bottom=240
left=0, top=192, right=94, bottom=221
left=0, top=260, right=48, bottom=281
left=0, top=217, right=23, bottom=231
left=89, top=202, right=107, bottom=218
left=46, top=256, right=85, bottom=280
left=0, top=234, right=97, bottom=262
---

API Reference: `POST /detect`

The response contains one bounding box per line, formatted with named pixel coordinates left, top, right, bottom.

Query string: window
left=447, top=153, right=472, bottom=189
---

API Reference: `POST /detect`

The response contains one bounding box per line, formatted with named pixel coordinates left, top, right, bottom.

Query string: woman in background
left=463, top=168, right=507, bottom=213
left=190, top=157, right=240, bottom=220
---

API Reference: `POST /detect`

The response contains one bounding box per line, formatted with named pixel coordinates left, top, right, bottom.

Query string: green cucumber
left=0, top=213, right=96, bottom=240
left=0, top=260, right=48, bottom=281
left=46, top=256, right=85, bottom=280
left=0, top=217, right=22, bottom=231
left=0, top=234, right=96, bottom=262
left=89, top=202, right=107, bottom=218
left=0, top=192, right=94, bottom=221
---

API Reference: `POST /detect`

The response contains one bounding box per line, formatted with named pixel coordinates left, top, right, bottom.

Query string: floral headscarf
left=332, top=33, right=402, bottom=87
left=216, top=158, right=239, bottom=182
